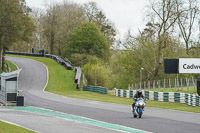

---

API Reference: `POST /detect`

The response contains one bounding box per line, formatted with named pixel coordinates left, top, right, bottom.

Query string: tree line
left=0, top=0, right=35, bottom=70
left=2, top=0, right=200, bottom=90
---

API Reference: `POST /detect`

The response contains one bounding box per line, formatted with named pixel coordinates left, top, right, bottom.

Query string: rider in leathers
left=132, top=89, right=145, bottom=110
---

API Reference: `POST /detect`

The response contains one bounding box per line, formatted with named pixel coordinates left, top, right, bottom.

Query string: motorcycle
left=132, top=98, right=145, bottom=118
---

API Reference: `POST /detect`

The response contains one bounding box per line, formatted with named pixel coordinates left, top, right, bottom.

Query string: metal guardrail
left=75, top=67, right=81, bottom=90
left=6, top=51, right=73, bottom=70
left=45, top=54, right=73, bottom=70
left=83, top=86, right=108, bottom=94
left=6, top=51, right=44, bottom=57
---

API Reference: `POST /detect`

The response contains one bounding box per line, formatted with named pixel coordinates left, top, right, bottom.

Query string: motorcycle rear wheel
left=132, top=110, right=137, bottom=118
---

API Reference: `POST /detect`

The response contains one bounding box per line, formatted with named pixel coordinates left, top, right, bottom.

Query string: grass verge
left=7, top=55, right=200, bottom=113
left=0, top=60, right=18, bottom=74
left=6, top=60, right=18, bottom=71
left=0, top=121, right=35, bottom=133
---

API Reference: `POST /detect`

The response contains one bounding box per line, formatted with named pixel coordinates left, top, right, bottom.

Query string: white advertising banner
left=179, top=58, right=200, bottom=73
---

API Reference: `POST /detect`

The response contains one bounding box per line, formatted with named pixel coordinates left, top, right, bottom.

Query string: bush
left=83, top=63, right=113, bottom=89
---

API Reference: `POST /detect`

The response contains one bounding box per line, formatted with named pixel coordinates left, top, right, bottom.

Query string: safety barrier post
left=158, top=92, right=163, bottom=102
left=163, top=92, right=169, bottom=102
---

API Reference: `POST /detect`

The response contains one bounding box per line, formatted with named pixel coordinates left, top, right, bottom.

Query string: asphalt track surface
left=1, top=56, right=200, bottom=133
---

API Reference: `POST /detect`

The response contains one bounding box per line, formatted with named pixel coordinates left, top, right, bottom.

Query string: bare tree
left=147, top=0, right=182, bottom=80
left=55, top=1, right=86, bottom=55
left=176, top=0, right=199, bottom=55
left=84, top=2, right=116, bottom=46
left=28, top=8, right=46, bottom=53
left=42, top=0, right=86, bottom=55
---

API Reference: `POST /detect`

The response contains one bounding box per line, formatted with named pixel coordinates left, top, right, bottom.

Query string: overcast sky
left=26, top=0, right=148, bottom=39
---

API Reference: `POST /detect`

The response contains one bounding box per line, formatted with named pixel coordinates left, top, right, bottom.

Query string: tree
left=176, top=0, right=199, bottom=55
left=65, top=22, right=110, bottom=65
left=84, top=2, right=116, bottom=46
left=145, top=0, right=182, bottom=81
left=29, top=8, right=45, bottom=53
left=0, top=0, right=35, bottom=69
left=42, top=1, right=86, bottom=55
left=83, top=63, right=111, bottom=87
left=116, top=19, right=188, bottom=88
left=42, top=3, right=59, bottom=54
left=10, top=8, right=45, bottom=53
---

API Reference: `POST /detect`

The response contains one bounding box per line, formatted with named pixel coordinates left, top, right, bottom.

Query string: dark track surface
left=6, top=56, right=200, bottom=133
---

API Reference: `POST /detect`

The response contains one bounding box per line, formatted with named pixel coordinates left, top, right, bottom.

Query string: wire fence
left=128, top=78, right=197, bottom=90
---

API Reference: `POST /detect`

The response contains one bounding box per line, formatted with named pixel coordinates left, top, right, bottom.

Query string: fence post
left=186, top=78, right=189, bottom=91
left=158, top=80, right=160, bottom=89
left=144, top=81, right=146, bottom=89
left=180, top=78, right=183, bottom=90
left=192, top=77, right=195, bottom=90
left=132, top=84, right=134, bottom=90
left=177, top=74, right=179, bottom=91
left=153, top=80, right=155, bottom=89
left=148, top=80, right=150, bottom=89
left=175, top=78, right=177, bottom=89
left=164, top=79, right=165, bottom=89
left=192, top=77, right=194, bottom=85
left=169, top=79, right=171, bottom=88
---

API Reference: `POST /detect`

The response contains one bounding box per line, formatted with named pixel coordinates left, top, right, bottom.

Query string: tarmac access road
left=2, top=56, right=200, bottom=133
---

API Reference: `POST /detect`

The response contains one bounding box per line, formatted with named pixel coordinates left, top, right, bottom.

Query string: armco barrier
left=74, top=67, right=81, bottom=90
left=45, top=54, right=73, bottom=70
left=114, top=88, right=200, bottom=107
left=83, top=86, right=108, bottom=94
left=6, top=52, right=73, bottom=70
left=6, top=51, right=44, bottom=57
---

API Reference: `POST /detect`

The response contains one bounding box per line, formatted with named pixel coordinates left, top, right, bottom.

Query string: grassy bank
left=7, top=55, right=200, bottom=113
left=6, top=60, right=18, bottom=71
left=0, top=60, right=18, bottom=74
left=0, top=121, right=35, bottom=133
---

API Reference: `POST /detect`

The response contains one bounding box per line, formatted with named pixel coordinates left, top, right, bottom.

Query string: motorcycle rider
left=132, top=89, right=145, bottom=111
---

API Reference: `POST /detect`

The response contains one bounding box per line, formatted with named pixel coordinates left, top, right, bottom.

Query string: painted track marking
left=5, top=106, right=152, bottom=133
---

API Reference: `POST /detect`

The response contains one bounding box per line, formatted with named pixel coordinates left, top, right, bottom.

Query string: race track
left=1, top=56, right=200, bottom=133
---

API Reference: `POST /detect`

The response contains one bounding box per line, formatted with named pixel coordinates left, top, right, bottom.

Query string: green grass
left=0, top=60, right=18, bottom=74
left=37, top=57, right=75, bottom=92
left=6, top=60, right=18, bottom=71
left=0, top=121, right=35, bottom=133
left=7, top=55, right=200, bottom=113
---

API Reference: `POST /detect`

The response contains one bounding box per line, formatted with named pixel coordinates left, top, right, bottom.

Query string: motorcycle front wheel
left=138, top=108, right=143, bottom=118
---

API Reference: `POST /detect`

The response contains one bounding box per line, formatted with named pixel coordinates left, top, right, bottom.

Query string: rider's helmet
left=137, top=89, right=142, bottom=96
